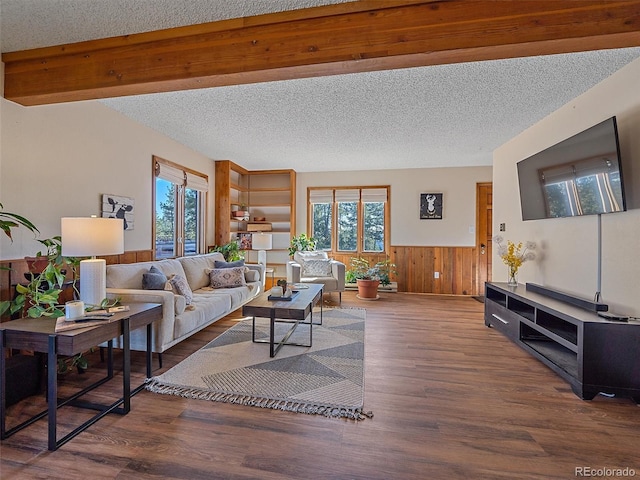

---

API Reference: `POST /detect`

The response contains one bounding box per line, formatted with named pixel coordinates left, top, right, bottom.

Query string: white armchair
left=286, top=251, right=345, bottom=303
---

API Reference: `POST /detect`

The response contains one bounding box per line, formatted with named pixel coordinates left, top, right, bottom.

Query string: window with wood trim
left=153, top=156, right=208, bottom=259
left=309, top=187, right=389, bottom=254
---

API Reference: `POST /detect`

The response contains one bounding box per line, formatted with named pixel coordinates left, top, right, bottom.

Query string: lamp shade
left=61, top=217, right=124, bottom=257
left=61, top=217, right=125, bottom=306
left=252, top=233, right=272, bottom=251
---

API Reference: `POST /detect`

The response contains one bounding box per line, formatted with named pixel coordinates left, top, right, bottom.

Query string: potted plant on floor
left=349, top=257, right=396, bottom=300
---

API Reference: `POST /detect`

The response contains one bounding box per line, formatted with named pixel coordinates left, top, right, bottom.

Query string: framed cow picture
left=102, top=194, right=135, bottom=230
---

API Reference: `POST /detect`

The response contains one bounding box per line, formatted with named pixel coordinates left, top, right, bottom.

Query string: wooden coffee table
left=242, top=284, right=323, bottom=357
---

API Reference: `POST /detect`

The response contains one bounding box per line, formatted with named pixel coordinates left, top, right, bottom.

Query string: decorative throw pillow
left=208, top=267, right=247, bottom=289
left=142, top=265, right=168, bottom=290
left=302, top=259, right=332, bottom=277
left=214, top=259, right=245, bottom=269
left=168, top=274, right=193, bottom=304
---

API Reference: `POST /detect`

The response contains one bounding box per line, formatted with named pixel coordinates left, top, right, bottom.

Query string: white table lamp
left=61, top=217, right=124, bottom=306
left=252, top=233, right=272, bottom=267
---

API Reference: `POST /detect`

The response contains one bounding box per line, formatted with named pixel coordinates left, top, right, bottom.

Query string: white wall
left=493, top=57, right=640, bottom=316
left=297, top=166, right=492, bottom=246
left=0, top=98, right=214, bottom=260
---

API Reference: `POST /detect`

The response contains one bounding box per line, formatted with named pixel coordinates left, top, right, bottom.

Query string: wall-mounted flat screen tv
left=517, top=117, right=626, bottom=221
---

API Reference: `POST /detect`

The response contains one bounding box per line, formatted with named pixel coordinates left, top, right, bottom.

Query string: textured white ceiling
left=3, top=0, right=640, bottom=172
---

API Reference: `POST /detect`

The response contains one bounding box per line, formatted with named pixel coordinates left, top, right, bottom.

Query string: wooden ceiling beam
left=3, top=0, right=640, bottom=106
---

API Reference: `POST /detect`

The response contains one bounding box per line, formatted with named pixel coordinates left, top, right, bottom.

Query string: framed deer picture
left=102, top=194, right=135, bottom=230
left=420, top=193, right=443, bottom=220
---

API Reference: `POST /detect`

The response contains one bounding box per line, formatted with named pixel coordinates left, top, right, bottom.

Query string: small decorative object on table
left=494, top=236, right=536, bottom=286
left=268, top=289, right=299, bottom=301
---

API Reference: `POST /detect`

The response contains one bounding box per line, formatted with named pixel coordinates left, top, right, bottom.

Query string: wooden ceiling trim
left=3, top=0, right=640, bottom=106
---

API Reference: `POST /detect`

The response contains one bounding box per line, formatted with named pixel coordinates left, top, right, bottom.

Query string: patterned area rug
left=146, top=308, right=371, bottom=420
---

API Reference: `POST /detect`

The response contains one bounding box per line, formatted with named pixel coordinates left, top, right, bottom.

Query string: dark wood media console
left=484, top=282, right=640, bottom=402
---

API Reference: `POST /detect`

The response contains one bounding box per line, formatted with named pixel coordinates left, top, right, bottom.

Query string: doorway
left=476, top=182, right=493, bottom=297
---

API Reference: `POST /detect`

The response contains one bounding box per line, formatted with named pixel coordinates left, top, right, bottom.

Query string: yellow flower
left=494, top=238, right=535, bottom=276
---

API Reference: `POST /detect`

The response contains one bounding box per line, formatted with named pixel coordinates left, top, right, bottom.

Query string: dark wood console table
left=243, top=284, right=323, bottom=357
left=484, top=282, right=640, bottom=402
left=0, top=303, right=162, bottom=450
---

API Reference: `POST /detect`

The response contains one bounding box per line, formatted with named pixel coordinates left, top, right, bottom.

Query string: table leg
left=252, top=316, right=257, bottom=343
left=270, top=312, right=276, bottom=358
left=123, top=318, right=131, bottom=414
left=132, top=323, right=153, bottom=396
left=107, top=339, right=114, bottom=379
left=47, top=334, right=57, bottom=451
left=146, top=323, right=152, bottom=378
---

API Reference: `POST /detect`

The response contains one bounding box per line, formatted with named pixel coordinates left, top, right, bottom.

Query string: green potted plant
left=288, top=233, right=317, bottom=257
left=10, top=236, right=79, bottom=319
left=0, top=202, right=39, bottom=242
left=348, top=257, right=396, bottom=300
left=209, top=241, right=244, bottom=262
left=1, top=206, right=90, bottom=375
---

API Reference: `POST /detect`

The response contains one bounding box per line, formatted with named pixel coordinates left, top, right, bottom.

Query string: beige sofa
left=105, top=252, right=264, bottom=354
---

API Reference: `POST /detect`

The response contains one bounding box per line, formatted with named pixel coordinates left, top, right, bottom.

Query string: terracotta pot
left=356, top=279, right=380, bottom=300
left=25, top=256, right=49, bottom=274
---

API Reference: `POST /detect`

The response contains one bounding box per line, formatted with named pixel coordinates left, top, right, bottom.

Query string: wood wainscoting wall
left=0, top=249, right=153, bottom=322
left=333, top=245, right=479, bottom=296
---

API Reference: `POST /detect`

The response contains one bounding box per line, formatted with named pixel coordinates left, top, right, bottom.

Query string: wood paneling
left=393, top=245, right=477, bottom=295
left=334, top=245, right=478, bottom=295
left=4, top=1, right=640, bottom=105
left=2, top=292, right=639, bottom=478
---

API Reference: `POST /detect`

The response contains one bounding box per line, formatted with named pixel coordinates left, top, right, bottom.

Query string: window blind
left=155, top=161, right=185, bottom=185
left=185, top=172, right=209, bottom=192
left=309, top=189, right=333, bottom=204
left=361, top=188, right=388, bottom=203
left=335, top=189, right=360, bottom=202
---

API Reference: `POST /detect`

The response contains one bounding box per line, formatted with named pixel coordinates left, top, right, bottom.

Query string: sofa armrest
left=287, top=261, right=302, bottom=283
left=330, top=260, right=346, bottom=290
left=106, top=288, right=176, bottom=350
left=245, top=263, right=266, bottom=288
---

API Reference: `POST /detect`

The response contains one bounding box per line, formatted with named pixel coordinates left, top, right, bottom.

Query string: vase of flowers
left=494, top=236, right=536, bottom=287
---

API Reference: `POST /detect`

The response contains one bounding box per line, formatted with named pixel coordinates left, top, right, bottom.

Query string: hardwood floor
left=2, top=292, right=639, bottom=479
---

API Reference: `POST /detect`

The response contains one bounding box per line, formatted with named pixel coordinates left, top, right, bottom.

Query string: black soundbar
left=525, top=283, right=608, bottom=312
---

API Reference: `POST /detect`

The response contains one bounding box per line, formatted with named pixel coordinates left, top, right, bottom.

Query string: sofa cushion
left=156, top=258, right=189, bottom=280
left=197, top=286, right=252, bottom=310
left=207, top=267, right=247, bottom=289
left=174, top=294, right=187, bottom=315
left=294, top=251, right=328, bottom=263
left=169, top=274, right=193, bottom=304
left=244, top=269, right=260, bottom=283
left=299, top=276, right=338, bottom=290
left=214, top=259, right=245, bottom=269
left=174, top=293, right=231, bottom=339
left=302, top=258, right=332, bottom=276
left=179, top=253, right=225, bottom=291
left=106, top=261, right=157, bottom=289
left=142, top=265, right=168, bottom=290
